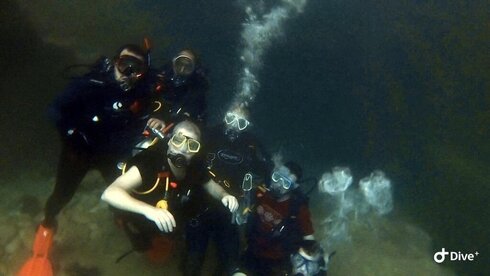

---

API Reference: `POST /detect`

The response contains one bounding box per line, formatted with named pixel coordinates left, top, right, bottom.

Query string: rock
left=0, top=224, right=17, bottom=247
left=5, top=236, right=21, bottom=255
left=65, top=262, right=101, bottom=276
left=19, top=194, right=42, bottom=217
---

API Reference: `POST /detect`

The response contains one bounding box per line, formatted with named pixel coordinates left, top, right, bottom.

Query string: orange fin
left=18, top=225, right=55, bottom=276
left=32, top=225, right=54, bottom=257
left=18, top=257, right=53, bottom=276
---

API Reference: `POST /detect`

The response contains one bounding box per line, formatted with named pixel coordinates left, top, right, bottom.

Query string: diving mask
left=170, top=132, right=201, bottom=153
left=225, top=112, right=250, bottom=131
left=271, top=169, right=295, bottom=190
left=116, top=55, right=147, bottom=78
left=173, top=54, right=195, bottom=76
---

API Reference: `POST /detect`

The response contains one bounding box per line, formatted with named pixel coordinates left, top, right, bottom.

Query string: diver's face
left=167, top=127, right=200, bottom=163
left=224, top=125, right=241, bottom=142
left=270, top=166, right=298, bottom=199
left=170, top=51, right=196, bottom=87
left=114, top=49, right=146, bottom=91
left=172, top=51, right=195, bottom=77
left=224, top=112, right=249, bottom=140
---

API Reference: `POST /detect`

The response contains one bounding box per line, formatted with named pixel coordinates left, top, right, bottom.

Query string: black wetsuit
left=181, top=124, right=272, bottom=276
left=43, top=59, right=158, bottom=227
left=113, top=141, right=208, bottom=252
left=155, top=63, right=208, bottom=124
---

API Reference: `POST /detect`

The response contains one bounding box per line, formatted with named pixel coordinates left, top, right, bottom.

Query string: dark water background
left=1, top=0, right=488, bottom=274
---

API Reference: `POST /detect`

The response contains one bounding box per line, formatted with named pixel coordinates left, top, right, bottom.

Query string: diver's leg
left=241, top=250, right=266, bottom=276
left=119, top=215, right=153, bottom=252
left=213, top=211, right=240, bottom=276
left=182, top=216, right=210, bottom=276
left=43, top=142, right=90, bottom=227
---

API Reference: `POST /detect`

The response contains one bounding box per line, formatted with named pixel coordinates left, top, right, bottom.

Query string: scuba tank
left=132, top=127, right=165, bottom=153
left=118, top=124, right=172, bottom=171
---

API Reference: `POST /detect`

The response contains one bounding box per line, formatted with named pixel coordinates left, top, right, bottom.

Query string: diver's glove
left=221, top=195, right=239, bottom=213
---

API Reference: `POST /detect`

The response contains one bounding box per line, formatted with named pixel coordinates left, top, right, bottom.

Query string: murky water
left=1, top=0, right=487, bottom=274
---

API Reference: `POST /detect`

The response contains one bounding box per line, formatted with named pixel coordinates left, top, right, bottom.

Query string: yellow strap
left=243, top=207, right=251, bottom=215
left=223, top=180, right=231, bottom=188
left=208, top=170, right=233, bottom=188
left=153, top=100, right=162, bottom=112
left=123, top=160, right=159, bottom=194
left=149, top=137, right=159, bottom=147
left=258, top=185, right=267, bottom=193
left=133, top=177, right=160, bottom=195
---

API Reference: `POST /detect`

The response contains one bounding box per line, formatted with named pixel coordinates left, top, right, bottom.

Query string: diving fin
left=18, top=224, right=55, bottom=276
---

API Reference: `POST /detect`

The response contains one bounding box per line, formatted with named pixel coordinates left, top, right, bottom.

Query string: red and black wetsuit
left=244, top=189, right=314, bottom=276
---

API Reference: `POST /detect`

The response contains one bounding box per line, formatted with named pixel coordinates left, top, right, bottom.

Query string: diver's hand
left=144, top=207, right=176, bottom=232
left=222, top=195, right=239, bottom=213
left=147, top=118, right=166, bottom=131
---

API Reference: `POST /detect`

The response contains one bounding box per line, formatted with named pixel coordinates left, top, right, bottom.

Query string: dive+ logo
left=433, top=248, right=479, bottom=263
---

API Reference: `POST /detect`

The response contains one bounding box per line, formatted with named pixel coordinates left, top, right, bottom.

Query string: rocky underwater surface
left=1, top=172, right=454, bottom=276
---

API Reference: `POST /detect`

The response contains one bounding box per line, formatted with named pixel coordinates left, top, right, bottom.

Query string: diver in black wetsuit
left=101, top=120, right=205, bottom=258
left=181, top=105, right=272, bottom=276
left=42, top=44, right=158, bottom=229
left=101, top=120, right=239, bottom=267
left=153, top=49, right=209, bottom=125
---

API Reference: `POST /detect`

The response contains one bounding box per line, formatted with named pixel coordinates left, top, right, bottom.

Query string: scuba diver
left=242, top=161, right=325, bottom=276
left=101, top=120, right=238, bottom=265
left=19, top=43, right=160, bottom=276
left=145, top=49, right=209, bottom=157
left=152, top=49, right=209, bottom=126
left=180, top=105, right=272, bottom=276
left=204, top=106, right=272, bottom=212
left=101, top=120, right=203, bottom=261
left=41, top=43, right=159, bottom=231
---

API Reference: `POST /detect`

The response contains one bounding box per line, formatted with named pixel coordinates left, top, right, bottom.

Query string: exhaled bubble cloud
left=228, top=0, right=307, bottom=117
left=314, top=167, right=455, bottom=275
left=318, top=167, right=394, bottom=253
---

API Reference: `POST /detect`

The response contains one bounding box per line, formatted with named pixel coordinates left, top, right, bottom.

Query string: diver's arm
left=203, top=179, right=239, bottom=212
left=101, top=166, right=146, bottom=211
left=203, top=178, right=227, bottom=199
left=298, top=204, right=315, bottom=240
left=101, top=166, right=176, bottom=232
